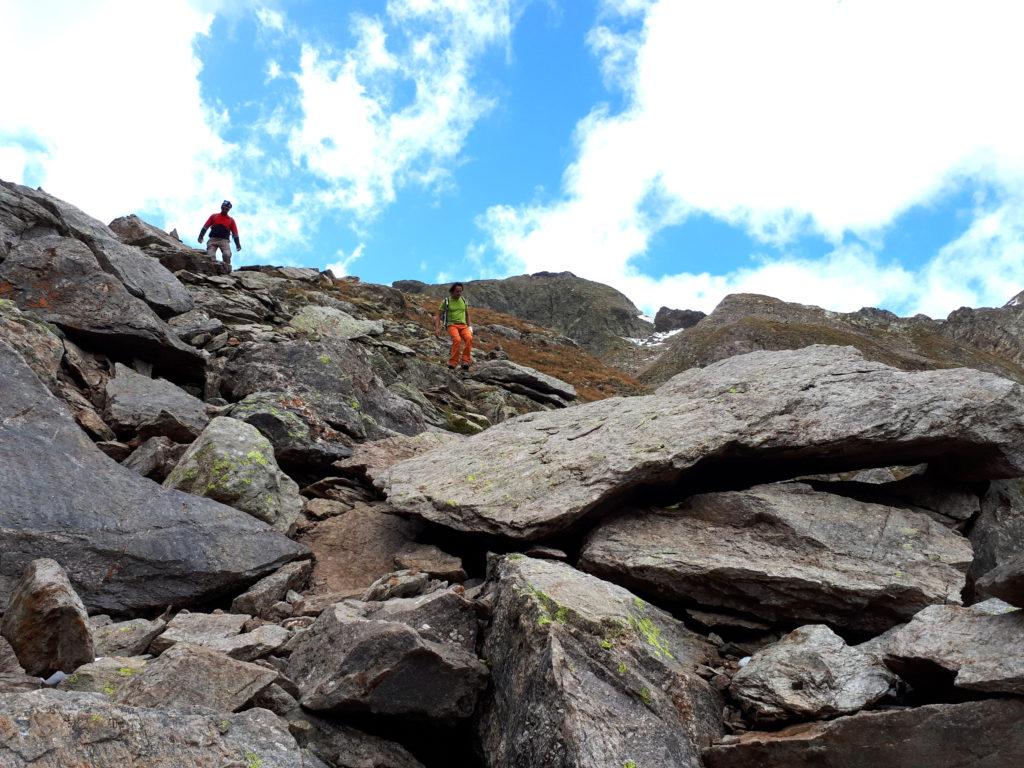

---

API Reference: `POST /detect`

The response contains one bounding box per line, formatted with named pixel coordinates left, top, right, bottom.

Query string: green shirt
left=442, top=296, right=468, bottom=326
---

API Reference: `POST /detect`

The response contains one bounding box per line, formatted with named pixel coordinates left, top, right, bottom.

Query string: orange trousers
left=447, top=324, right=473, bottom=366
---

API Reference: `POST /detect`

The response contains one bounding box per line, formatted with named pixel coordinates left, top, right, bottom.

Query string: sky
left=2, top=0, right=1024, bottom=319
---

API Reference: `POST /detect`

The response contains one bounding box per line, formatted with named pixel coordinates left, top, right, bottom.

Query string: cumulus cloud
left=326, top=243, right=365, bottom=277
left=477, top=0, right=1024, bottom=317
left=0, top=1, right=229, bottom=222
left=288, top=0, right=512, bottom=219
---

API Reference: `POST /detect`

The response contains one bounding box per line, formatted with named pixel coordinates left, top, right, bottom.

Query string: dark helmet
left=221, top=200, right=232, bottom=210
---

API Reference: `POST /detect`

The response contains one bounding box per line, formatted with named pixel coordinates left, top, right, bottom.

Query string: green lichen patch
left=245, top=751, right=264, bottom=768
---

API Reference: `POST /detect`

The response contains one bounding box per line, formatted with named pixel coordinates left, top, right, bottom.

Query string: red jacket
left=201, top=213, right=239, bottom=243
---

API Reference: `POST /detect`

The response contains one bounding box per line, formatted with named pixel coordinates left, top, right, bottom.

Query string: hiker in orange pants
left=434, top=282, right=473, bottom=370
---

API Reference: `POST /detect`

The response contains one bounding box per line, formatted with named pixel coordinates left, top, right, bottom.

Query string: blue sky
left=2, top=1, right=1024, bottom=318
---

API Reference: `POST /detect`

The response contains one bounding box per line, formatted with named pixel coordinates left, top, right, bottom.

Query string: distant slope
left=641, top=293, right=1024, bottom=385
left=394, top=272, right=653, bottom=358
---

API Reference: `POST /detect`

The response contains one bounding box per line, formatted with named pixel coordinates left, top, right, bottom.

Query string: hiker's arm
left=198, top=215, right=213, bottom=242
left=466, top=307, right=472, bottom=327
left=434, top=310, right=442, bottom=336
left=231, top=220, right=241, bottom=250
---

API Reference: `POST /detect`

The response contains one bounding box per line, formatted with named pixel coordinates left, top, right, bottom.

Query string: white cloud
left=255, top=7, right=284, bottom=31
left=288, top=0, right=511, bottom=219
left=0, top=1, right=230, bottom=223
left=478, top=0, right=1024, bottom=318
left=325, top=243, right=365, bottom=277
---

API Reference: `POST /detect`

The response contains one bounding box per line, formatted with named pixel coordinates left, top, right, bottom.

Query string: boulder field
left=1, top=179, right=1023, bottom=766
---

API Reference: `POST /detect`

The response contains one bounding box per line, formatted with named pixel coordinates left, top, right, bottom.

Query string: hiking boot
left=447, top=365, right=457, bottom=370
left=460, top=364, right=471, bottom=371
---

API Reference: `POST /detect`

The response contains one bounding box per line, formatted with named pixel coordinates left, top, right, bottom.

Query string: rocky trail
left=1, top=177, right=1023, bottom=767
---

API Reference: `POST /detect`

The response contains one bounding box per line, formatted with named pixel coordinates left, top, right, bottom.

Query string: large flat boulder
left=883, top=603, right=1024, bottom=694
left=729, top=625, right=894, bottom=723
left=479, top=555, right=722, bottom=768
left=0, top=689, right=315, bottom=767
left=702, top=699, right=1024, bottom=768
left=222, top=338, right=426, bottom=440
left=579, top=483, right=972, bottom=632
left=109, top=214, right=230, bottom=276
left=164, top=416, right=304, bottom=532
left=0, top=339, right=306, bottom=615
left=378, top=346, right=1024, bottom=540
left=0, top=234, right=203, bottom=378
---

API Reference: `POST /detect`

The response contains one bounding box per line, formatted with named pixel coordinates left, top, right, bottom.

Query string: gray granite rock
left=287, top=602, right=488, bottom=720
left=730, top=625, right=894, bottom=723
left=149, top=611, right=250, bottom=655
left=289, top=304, right=383, bottom=339
left=466, top=358, right=577, bottom=406
left=121, top=436, right=189, bottom=481
left=104, top=362, right=209, bottom=440
left=92, top=616, right=167, bottom=657
left=969, top=478, right=1024, bottom=584
left=479, top=555, right=722, bottom=768
left=231, top=560, right=314, bottom=618
left=117, top=642, right=277, bottom=712
left=164, top=416, right=303, bottom=532
left=702, top=699, right=1024, bottom=768
left=884, top=603, right=1024, bottom=694
left=0, top=689, right=313, bottom=767
left=287, top=711, right=426, bottom=768
left=580, top=483, right=972, bottom=632
left=379, top=346, right=1024, bottom=540
left=975, top=551, right=1024, bottom=606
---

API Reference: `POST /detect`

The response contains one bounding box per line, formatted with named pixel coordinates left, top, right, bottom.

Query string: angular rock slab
left=0, top=233, right=203, bottom=377
left=580, top=483, right=972, bottom=633
left=92, top=616, right=166, bottom=657
left=730, top=625, right=894, bottom=723
left=1, top=181, right=193, bottom=316
left=0, top=689, right=315, bottom=767
left=61, top=655, right=148, bottom=698
left=466, top=358, right=577, bottom=406
left=379, top=346, right=1024, bottom=540
left=479, top=556, right=722, bottom=768
left=0, top=559, right=94, bottom=678
left=287, top=602, right=488, bottom=720
left=116, top=643, right=277, bottom=712
left=975, top=551, right=1024, bottom=607
left=702, top=699, right=1024, bottom=768
left=340, top=589, right=480, bottom=653
left=121, top=436, right=188, bottom=482
left=104, top=362, right=209, bottom=440
left=164, top=416, right=303, bottom=532
left=0, top=340, right=306, bottom=615
left=149, top=610, right=250, bottom=655
left=969, top=477, right=1024, bottom=584
left=884, top=603, right=1024, bottom=694
left=231, top=560, right=314, bottom=618
left=226, top=391, right=352, bottom=468
left=287, top=711, right=425, bottom=768
left=288, top=304, right=383, bottom=339
left=223, top=337, right=426, bottom=441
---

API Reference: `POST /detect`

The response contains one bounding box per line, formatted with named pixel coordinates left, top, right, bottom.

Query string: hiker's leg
left=459, top=325, right=473, bottom=364
left=447, top=325, right=461, bottom=367
left=222, top=240, right=232, bottom=270
left=206, top=239, right=218, bottom=260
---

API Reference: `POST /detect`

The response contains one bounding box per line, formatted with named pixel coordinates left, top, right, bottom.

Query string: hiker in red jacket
left=198, top=200, right=241, bottom=271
